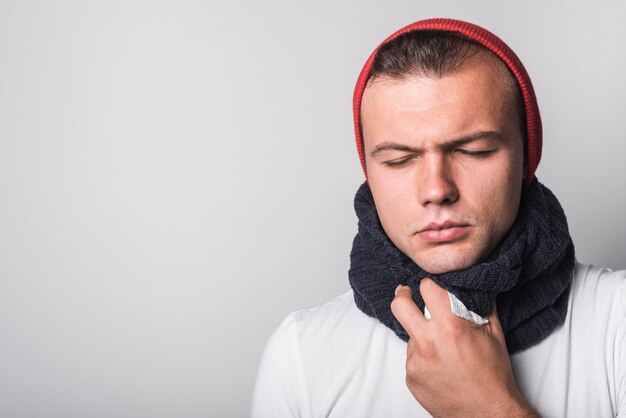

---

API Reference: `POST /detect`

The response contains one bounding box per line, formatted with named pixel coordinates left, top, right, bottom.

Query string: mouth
left=416, top=222, right=470, bottom=244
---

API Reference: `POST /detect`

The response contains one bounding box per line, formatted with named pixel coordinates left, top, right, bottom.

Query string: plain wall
left=1, top=1, right=625, bottom=417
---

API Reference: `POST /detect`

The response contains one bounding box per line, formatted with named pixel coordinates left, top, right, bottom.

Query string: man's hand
left=391, top=278, right=538, bottom=417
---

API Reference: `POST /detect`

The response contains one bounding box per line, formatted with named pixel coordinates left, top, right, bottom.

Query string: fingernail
left=395, top=284, right=402, bottom=295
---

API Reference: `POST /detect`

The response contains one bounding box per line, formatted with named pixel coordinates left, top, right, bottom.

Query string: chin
left=409, top=247, right=480, bottom=275
left=417, top=260, right=472, bottom=275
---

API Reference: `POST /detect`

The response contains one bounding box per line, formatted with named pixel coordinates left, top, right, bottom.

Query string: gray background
left=1, top=1, right=625, bottom=417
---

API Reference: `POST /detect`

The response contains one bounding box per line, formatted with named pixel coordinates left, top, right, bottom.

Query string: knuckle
left=405, top=373, right=417, bottom=390
left=405, top=354, right=420, bottom=376
left=390, top=295, right=407, bottom=315
left=419, top=340, right=438, bottom=359
left=419, top=277, right=437, bottom=292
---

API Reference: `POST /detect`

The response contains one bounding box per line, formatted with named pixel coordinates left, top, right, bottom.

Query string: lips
left=417, top=221, right=470, bottom=243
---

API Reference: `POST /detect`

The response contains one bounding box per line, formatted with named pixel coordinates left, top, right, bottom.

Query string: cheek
left=370, top=181, right=407, bottom=223
left=368, top=177, right=416, bottom=241
left=465, top=154, right=522, bottom=231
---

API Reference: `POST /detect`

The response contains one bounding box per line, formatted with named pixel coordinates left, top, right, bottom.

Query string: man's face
left=361, top=53, right=525, bottom=274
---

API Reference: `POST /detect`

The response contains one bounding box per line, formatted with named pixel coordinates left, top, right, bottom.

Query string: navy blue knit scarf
left=348, top=178, right=575, bottom=354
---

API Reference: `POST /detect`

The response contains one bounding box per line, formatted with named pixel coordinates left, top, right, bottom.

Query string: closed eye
left=382, top=149, right=495, bottom=167
left=455, top=149, right=495, bottom=157
left=382, top=157, right=414, bottom=167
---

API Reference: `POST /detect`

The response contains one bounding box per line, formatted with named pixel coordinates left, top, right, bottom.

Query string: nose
left=417, top=154, right=459, bottom=206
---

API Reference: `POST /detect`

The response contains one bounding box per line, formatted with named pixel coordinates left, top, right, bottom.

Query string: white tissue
left=423, top=291, right=489, bottom=325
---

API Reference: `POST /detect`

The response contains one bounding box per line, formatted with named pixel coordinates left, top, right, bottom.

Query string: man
left=251, top=18, right=626, bottom=417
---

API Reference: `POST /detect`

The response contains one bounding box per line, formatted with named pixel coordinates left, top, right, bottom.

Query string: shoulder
left=251, top=290, right=391, bottom=417
left=569, top=261, right=626, bottom=315
left=254, top=288, right=383, bottom=377
left=566, top=261, right=626, bottom=376
left=567, top=261, right=626, bottom=342
left=572, top=261, right=626, bottom=288
left=286, top=290, right=357, bottom=328
left=569, top=262, right=626, bottom=413
left=506, top=262, right=626, bottom=416
left=276, top=289, right=385, bottom=349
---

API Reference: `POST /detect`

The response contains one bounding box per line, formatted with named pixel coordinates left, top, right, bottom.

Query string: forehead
left=360, top=53, right=519, bottom=146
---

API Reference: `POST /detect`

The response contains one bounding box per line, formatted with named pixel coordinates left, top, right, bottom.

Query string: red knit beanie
left=353, top=18, right=542, bottom=185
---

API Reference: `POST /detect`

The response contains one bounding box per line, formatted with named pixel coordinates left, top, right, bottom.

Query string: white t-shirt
left=251, top=262, right=626, bottom=417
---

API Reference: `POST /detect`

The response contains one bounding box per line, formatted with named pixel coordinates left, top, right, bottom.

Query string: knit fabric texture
left=348, top=178, right=575, bottom=354
left=353, top=18, right=542, bottom=186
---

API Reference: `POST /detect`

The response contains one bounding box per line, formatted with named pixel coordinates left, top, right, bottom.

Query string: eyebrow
left=369, top=131, right=503, bottom=158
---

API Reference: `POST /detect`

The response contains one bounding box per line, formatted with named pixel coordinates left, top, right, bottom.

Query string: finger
left=419, top=278, right=455, bottom=321
left=391, top=285, right=428, bottom=339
